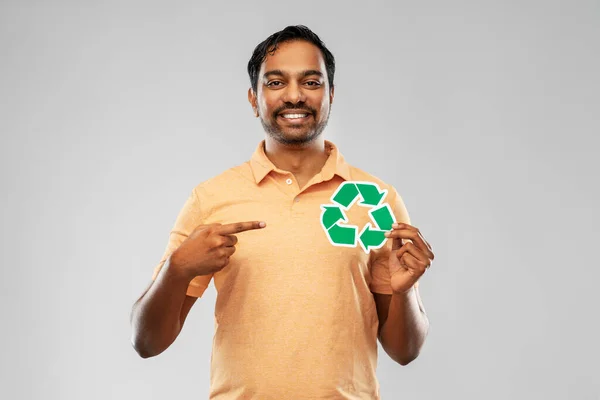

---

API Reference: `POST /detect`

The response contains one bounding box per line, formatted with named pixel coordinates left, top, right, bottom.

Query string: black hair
left=247, top=25, right=335, bottom=94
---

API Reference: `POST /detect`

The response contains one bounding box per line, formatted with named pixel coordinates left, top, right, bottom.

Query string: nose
left=281, top=81, right=305, bottom=104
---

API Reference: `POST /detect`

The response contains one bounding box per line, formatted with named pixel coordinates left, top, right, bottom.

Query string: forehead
left=259, top=40, right=327, bottom=77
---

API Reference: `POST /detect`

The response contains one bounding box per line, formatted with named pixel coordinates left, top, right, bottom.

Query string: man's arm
left=130, top=256, right=197, bottom=358
left=373, top=286, right=429, bottom=365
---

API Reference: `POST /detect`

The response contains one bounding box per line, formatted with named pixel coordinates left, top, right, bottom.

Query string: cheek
left=317, top=99, right=330, bottom=117
left=259, top=96, right=277, bottom=114
left=255, top=90, right=266, bottom=107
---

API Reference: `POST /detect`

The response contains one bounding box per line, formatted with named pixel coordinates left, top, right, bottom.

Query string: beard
left=259, top=105, right=330, bottom=147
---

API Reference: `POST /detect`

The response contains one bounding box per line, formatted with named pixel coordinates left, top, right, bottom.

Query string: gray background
left=1, top=0, right=598, bottom=399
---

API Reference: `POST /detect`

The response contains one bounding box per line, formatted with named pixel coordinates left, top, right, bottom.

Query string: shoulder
left=190, top=162, right=254, bottom=197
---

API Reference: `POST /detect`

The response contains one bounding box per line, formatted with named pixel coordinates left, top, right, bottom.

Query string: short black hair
left=247, top=25, right=335, bottom=94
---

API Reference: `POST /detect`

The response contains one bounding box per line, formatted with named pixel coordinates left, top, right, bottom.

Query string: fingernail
left=384, top=231, right=391, bottom=237
left=259, top=221, right=266, bottom=227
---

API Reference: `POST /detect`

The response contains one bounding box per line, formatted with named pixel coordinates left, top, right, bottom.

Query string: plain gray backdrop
left=1, top=1, right=599, bottom=399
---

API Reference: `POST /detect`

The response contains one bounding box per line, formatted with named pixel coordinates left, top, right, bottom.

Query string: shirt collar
left=249, top=139, right=352, bottom=184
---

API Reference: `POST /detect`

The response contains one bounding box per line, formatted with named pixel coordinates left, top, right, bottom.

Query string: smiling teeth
left=282, top=114, right=308, bottom=118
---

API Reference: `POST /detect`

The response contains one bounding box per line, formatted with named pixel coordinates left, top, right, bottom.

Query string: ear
left=329, top=85, right=335, bottom=105
left=247, top=88, right=258, bottom=116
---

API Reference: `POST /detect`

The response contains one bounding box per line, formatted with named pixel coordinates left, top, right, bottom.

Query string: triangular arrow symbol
left=356, top=183, right=386, bottom=206
left=358, top=223, right=387, bottom=253
left=320, top=205, right=346, bottom=230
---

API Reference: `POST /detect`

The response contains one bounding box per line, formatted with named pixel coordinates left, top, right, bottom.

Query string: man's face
left=249, top=40, right=334, bottom=146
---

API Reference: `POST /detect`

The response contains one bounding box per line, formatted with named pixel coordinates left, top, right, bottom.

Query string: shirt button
left=285, top=178, right=293, bottom=185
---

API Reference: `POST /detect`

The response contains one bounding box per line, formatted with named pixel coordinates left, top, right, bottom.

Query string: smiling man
left=130, top=25, right=434, bottom=399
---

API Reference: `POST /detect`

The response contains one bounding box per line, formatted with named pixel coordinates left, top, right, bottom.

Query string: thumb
left=391, top=236, right=403, bottom=251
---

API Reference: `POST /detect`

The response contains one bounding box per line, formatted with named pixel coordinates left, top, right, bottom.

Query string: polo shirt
left=151, top=139, right=415, bottom=399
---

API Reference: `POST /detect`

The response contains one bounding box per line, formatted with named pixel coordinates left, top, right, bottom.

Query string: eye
left=305, top=81, right=321, bottom=87
left=266, top=81, right=283, bottom=87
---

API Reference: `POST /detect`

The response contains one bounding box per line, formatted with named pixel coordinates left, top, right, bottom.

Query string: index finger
left=394, top=223, right=433, bottom=252
left=216, top=221, right=266, bottom=235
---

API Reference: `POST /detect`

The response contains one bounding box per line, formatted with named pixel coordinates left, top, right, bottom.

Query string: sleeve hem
left=370, top=281, right=420, bottom=294
left=369, top=285, right=393, bottom=294
left=186, top=284, right=209, bottom=298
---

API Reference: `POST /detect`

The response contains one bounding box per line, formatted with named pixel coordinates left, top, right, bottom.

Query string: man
left=130, top=25, right=434, bottom=399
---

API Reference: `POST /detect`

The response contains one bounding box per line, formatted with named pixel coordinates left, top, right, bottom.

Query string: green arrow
left=356, top=183, right=386, bottom=206
left=327, top=223, right=356, bottom=245
left=332, top=182, right=359, bottom=208
left=370, top=204, right=395, bottom=230
left=359, top=224, right=386, bottom=251
left=321, top=205, right=345, bottom=230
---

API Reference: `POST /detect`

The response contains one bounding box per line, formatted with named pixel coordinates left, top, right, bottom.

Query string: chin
left=261, top=119, right=327, bottom=145
left=275, top=131, right=319, bottom=145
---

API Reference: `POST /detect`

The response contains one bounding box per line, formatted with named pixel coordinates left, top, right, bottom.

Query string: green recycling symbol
left=320, top=181, right=396, bottom=254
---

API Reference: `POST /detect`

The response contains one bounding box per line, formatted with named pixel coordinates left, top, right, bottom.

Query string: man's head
left=247, top=25, right=336, bottom=146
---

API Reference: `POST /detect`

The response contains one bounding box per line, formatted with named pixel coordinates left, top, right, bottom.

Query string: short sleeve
left=151, top=187, right=213, bottom=298
left=368, top=186, right=419, bottom=294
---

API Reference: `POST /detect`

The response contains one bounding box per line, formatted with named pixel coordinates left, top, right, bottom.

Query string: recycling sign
left=320, top=181, right=396, bottom=254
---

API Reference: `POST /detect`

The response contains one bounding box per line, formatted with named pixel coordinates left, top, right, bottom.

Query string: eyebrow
left=262, top=69, right=324, bottom=80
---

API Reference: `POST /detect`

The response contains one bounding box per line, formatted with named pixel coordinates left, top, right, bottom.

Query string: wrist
left=164, top=253, right=195, bottom=283
left=392, top=285, right=415, bottom=299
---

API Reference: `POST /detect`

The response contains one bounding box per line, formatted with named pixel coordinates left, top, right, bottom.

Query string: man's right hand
left=169, top=221, right=266, bottom=278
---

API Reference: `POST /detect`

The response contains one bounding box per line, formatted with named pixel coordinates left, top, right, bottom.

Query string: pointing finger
left=217, top=221, right=266, bottom=235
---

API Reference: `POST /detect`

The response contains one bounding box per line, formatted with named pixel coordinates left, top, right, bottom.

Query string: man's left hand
left=383, top=223, right=435, bottom=294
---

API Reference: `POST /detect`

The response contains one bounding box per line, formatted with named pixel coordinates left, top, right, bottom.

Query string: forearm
left=130, top=257, right=192, bottom=358
left=379, top=286, right=429, bottom=365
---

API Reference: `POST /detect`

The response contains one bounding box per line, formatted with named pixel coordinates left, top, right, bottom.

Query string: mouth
left=278, top=113, right=312, bottom=124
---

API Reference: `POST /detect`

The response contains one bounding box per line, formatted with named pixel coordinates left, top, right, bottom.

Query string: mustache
left=273, top=104, right=315, bottom=117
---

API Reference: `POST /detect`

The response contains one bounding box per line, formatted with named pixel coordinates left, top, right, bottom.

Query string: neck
left=263, top=136, right=329, bottom=178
